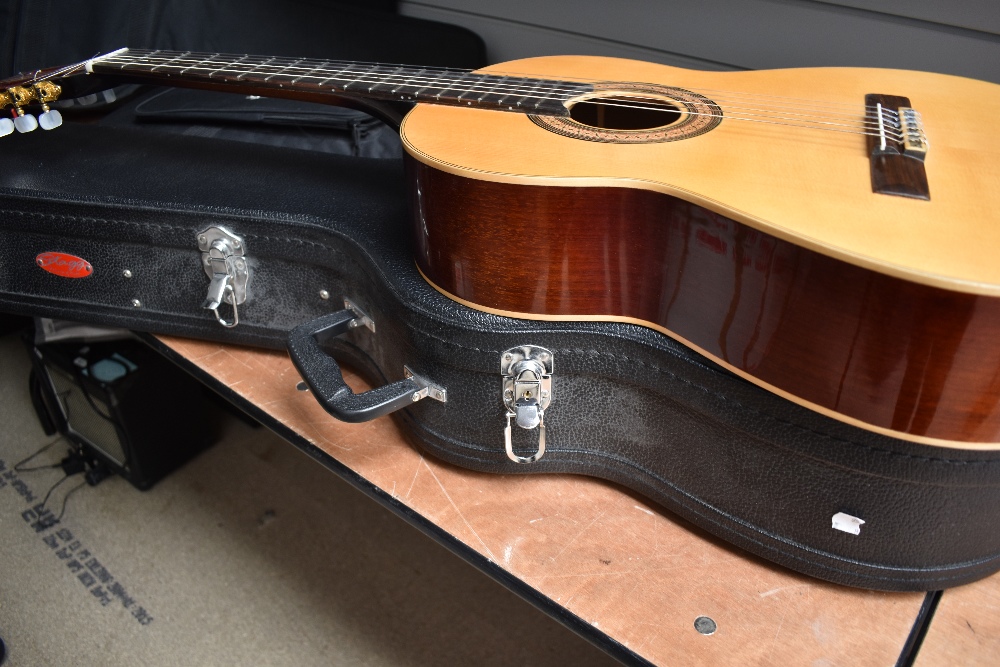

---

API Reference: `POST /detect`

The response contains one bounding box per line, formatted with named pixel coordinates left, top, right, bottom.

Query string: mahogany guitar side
left=407, top=157, right=1000, bottom=447
left=401, top=56, right=1000, bottom=448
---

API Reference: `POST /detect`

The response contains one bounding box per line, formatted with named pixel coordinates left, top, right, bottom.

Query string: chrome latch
left=501, top=345, right=553, bottom=464
left=198, top=226, right=249, bottom=329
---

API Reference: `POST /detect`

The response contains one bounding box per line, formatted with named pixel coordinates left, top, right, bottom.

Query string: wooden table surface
left=155, top=335, right=999, bottom=666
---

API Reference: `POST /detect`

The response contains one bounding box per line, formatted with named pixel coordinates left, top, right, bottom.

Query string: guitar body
left=401, top=55, right=1000, bottom=448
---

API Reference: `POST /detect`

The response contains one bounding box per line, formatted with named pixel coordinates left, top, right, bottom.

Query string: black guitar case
left=3, top=0, right=1000, bottom=593
left=2, top=118, right=1000, bottom=592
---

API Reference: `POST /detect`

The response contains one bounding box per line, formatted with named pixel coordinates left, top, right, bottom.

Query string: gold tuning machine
left=1, top=80, right=63, bottom=135
left=33, top=81, right=63, bottom=104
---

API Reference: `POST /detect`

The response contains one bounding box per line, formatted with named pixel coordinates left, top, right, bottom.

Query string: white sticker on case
left=832, top=512, right=865, bottom=535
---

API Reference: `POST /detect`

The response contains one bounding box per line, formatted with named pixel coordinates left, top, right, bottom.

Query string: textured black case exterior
left=2, top=124, right=999, bottom=591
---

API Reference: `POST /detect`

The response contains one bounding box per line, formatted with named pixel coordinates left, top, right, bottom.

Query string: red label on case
left=35, top=252, right=93, bottom=278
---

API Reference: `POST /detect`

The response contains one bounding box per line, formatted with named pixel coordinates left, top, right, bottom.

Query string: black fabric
left=1, top=123, right=999, bottom=591
left=101, top=88, right=403, bottom=158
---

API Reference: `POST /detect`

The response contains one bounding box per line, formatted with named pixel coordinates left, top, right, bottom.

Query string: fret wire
left=115, top=50, right=460, bottom=73
left=452, top=72, right=473, bottom=102
left=100, top=54, right=581, bottom=97
left=147, top=51, right=191, bottom=73
left=263, top=58, right=304, bottom=83
left=209, top=53, right=248, bottom=78
left=365, top=66, right=402, bottom=93
left=291, top=60, right=330, bottom=84
left=109, top=55, right=576, bottom=90
left=387, top=67, right=409, bottom=94
left=95, top=52, right=906, bottom=136
left=315, top=61, right=358, bottom=87
left=237, top=56, right=275, bottom=81
left=179, top=53, right=215, bottom=76
left=410, top=68, right=448, bottom=100
left=496, top=77, right=528, bottom=106
left=337, top=63, right=364, bottom=91
left=101, top=58, right=588, bottom=103
left=396, top=68, right=427, bottom=98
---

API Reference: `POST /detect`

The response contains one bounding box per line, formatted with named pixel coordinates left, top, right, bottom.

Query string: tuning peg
left=38, top=108, right=62, bottom=130
left=0, top=117, right=13, bottom=137
left=13, top=112, right=37, bottom=133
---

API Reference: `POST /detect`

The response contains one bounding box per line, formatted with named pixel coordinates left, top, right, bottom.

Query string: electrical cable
left=35, top=470, right=87, bottom=529
left=52, top=479, right=87, bottom=524
left=13, top=436, right=66, bottom=472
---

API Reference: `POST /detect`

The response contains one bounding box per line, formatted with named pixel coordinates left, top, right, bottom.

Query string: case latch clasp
left=501, top=346, right=553, bottom=464
left=198, top=226, right=249, bottom=328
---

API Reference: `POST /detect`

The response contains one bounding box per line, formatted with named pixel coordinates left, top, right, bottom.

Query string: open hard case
left=2, top=2, right=999, bottom=593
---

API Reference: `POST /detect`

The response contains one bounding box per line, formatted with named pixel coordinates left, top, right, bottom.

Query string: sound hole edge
left=568, top=95, right=684, bottom=130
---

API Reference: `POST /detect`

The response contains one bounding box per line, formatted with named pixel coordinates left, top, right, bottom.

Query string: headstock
left=0, top=51, right=130, bottom=136
left=0, top=79, right=64, bottom=135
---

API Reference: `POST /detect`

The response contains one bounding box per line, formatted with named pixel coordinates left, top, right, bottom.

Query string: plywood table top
left=153, top=335, right=992, bottom=666
left=916, top=572, right=1000, bottom=667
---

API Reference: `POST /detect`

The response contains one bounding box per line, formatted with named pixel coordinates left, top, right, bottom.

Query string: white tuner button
left=0, top=117, right=14, bottom=137
left=13, top=114, right=38, bottom=133
left=38, top=109, right=63, bottom=130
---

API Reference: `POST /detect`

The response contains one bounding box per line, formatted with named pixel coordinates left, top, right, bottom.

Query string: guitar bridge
left=865, top=94, right=930, bottom=200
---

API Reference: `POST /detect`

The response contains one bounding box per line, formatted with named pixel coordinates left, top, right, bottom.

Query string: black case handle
left=287, top=309, right=421, bottom=423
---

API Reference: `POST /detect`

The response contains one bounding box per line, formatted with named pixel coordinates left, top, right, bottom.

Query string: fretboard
left=88, top=49, right=592, bottom=117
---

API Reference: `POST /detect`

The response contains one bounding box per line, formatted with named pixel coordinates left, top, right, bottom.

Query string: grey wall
left=400, top=0, right=1000, bottom=82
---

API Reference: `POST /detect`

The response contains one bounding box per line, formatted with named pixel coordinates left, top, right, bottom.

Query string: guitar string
left=97, top=51, right=916, bottom=133
left=557, top=95, right=905, bottom=137
left=90, top=54, right=911, bottom=140
left=96, top=53, right=902, bottom=121
left=94, top=52, right=904, bottom=123
left=99, top=50, right=906, bottom=115
left=91, top=55, right=906, bottom=139
left=93, top=64, right=905, bottom=140
left=91, top=58, right=904, bottom=139
left=563, top=102, right=901, bottom=139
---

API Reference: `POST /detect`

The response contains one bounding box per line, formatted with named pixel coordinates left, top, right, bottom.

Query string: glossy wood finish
left=409, top=157, right=1000, bottom=446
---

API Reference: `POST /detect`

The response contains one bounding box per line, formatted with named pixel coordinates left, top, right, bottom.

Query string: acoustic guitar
left=3, top=49, right=998, bottom=449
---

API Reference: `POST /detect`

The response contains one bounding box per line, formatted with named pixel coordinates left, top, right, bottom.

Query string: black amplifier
left=26, top=335, right=220, bottom=490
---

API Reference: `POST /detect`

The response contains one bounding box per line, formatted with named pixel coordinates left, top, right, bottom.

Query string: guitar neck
left=85, top=48, right=588, bottom=117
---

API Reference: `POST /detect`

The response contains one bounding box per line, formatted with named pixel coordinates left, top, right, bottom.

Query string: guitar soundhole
left=569, top=97, right=682, bottom=130
left=530, top=83, right=722, bottom=144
